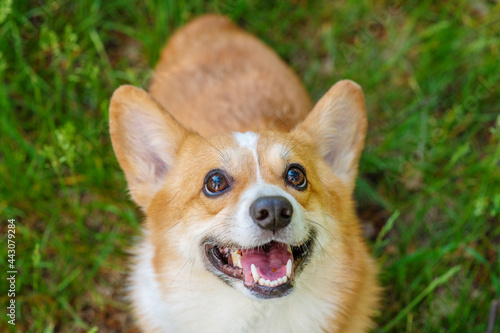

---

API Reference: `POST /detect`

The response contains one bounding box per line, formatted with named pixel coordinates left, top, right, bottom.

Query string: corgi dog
left=109, top=15, right=379, bottom=333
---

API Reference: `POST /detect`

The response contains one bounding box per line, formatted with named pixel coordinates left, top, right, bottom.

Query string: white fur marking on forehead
left=233, top=131, right=258, bottom=149
left=233, top=132, right=262, bottom=181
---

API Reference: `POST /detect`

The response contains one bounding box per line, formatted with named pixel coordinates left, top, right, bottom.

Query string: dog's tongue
left=240, top=242, right=292, bottom=285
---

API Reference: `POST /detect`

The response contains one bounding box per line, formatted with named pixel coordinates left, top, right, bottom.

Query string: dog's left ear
left=295, top=80, right=367, bottom=191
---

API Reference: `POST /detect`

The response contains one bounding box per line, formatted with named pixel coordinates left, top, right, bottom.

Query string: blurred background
left=0, top=0, right=499, bottom=332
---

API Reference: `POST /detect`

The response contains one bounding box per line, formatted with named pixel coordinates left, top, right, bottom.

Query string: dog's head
left=109, top=80, right=367, bottom=299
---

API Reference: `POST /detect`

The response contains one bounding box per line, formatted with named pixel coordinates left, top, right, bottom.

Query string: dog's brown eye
left=285, top=164, right=307, bottom=190
left=204, top=171, right=230, bottom=196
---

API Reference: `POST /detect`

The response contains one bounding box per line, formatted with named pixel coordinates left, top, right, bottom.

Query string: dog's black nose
left=250, top=196, right=293, bottom=232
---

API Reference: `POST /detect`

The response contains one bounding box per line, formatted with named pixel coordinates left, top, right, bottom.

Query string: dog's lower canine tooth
left=251, top=264, right=260, bottom=282
left=286, top=259, right=292, bottom=278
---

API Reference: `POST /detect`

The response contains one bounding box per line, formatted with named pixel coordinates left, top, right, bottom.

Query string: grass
left=0, top=0, right=499, bottom=331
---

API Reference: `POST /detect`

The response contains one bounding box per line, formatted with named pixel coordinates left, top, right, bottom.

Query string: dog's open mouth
left=204, top=239, right=312, bottom=298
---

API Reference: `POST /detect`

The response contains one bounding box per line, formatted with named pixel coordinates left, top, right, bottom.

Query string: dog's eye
left=285, top=164, right=307, bottom=190
left=204, top=170, right=230, bottom=196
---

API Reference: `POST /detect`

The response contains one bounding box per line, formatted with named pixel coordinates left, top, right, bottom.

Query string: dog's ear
left=109, top=85, right=188, bottom=209
left=295, top=80, right=367, bottom=191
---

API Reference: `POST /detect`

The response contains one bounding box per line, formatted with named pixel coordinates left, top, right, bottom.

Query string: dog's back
left=149, top=15, right=312, bottom=136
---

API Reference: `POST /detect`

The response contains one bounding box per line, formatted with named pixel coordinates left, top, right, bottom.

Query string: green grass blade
left=382, top=265, right=462, bottom=331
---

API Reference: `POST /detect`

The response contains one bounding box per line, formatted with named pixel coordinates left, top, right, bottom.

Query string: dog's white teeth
left=251, top=264, right=260, bottom=282
left=231, top=251, right=242, bottom=268
left=286, top=259, right=292, bottom=278
left=287, top=244, right=292, bottom=254
left=257, top=274, right=289, bottom=287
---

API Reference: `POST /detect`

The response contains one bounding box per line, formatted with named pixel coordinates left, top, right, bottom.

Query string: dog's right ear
left=109, top=85, right=188, bottom=210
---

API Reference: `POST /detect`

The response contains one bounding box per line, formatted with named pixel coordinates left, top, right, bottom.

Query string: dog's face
left=146, top=130, right=344, bottom=299
left=109, top=80, right=367, bottom=299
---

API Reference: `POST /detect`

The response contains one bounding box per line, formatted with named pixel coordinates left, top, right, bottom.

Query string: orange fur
left=149, top=15, right=312, bottom=136
left=109, top=14, right=379, bottom=333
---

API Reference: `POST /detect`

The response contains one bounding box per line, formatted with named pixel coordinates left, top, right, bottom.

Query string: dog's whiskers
left=167, top=258, right=194, bottom=289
